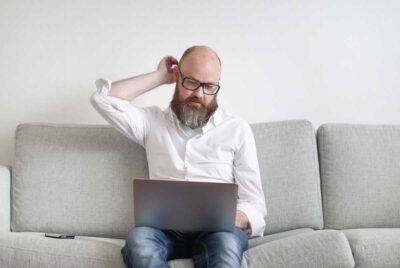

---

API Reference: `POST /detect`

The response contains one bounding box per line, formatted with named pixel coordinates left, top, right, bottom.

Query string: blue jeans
left=121, top=226, right=248, bottom=268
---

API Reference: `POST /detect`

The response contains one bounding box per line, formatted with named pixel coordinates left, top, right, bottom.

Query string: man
left=90, top=45, right=267, bottom=268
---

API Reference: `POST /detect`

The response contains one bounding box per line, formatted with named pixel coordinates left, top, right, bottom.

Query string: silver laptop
left=133, top=178, right=238, bottom=232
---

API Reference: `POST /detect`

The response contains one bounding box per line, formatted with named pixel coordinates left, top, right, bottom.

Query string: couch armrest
left=0, top=165, right=11, bottom=232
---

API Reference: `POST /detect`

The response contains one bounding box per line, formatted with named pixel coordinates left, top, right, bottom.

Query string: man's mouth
left=189, top=102, right=202, bottom=108
left=187, top=99, right=202, bottom=106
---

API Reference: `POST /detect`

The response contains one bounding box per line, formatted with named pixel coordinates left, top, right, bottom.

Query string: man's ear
left=172, top=67, right=179, bottom=82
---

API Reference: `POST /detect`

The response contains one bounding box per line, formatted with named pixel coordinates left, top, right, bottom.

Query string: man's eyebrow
left=180, top=68, right=218, bottom=84
left=186, top=75, right=219, bottom=85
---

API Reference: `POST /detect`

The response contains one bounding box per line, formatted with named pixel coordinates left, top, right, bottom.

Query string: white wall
left=1, top=0, right=399, bottom=166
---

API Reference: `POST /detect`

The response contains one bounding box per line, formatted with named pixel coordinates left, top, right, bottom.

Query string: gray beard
left=170, top=85, right=218, bottom=129
left=178, top=103, right=210, bottom=129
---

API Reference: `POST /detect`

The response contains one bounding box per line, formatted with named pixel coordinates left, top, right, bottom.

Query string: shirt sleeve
left=90, top=78, right=151, bottom=147
left=234, top=121, right=267, bottom=238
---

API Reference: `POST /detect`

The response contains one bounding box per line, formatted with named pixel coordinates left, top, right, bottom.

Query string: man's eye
left=187, top=80, right=199, bottom=86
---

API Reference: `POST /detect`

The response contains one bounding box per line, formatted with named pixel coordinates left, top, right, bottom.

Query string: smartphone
left=45, top=233, right=75, bottom=239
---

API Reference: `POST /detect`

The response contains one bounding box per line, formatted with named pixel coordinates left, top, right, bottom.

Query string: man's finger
left=167, top=56, right=178, bottom=64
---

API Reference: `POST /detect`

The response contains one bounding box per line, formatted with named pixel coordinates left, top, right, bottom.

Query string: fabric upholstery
left=169, top=228, right=315, bottom=268
left=248, top=227, right=314, bottom=248
left=251, top=120, right=323, bottom=235
left=0, top=231, right=126, bottom=268
left=342, top=228, right=400, bottom=268
left=318, top=124, right=400, bottom=229
left=242, top=230, right=355, bottom=268
left=0, top=231, right=191, bottom=268
left=4, top=121, right=400, bottom=267
left=11, top=121, right=323, bottom=239
left=11, top=123, right=148, bottom=238
left=0, top=165, right=11, bottom=231
left=0, top=228, right=319, bottom=268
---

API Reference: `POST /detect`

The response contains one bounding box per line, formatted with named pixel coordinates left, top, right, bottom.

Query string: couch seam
left=16, top=123, right=114, bottom=129
left=352, top=241, right=400, bottom=247
left=317, top=125, right=328, bottom=229
left=309, top=121, right=323, bottom=229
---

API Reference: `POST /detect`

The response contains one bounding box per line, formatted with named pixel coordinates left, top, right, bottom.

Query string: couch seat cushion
left=342, top=228, right=400, bottom=268
left=248, top=227, right=314, bottom=248
left=1, top=229, right=355, bottom=268
left=0, top=231, right=126, bottom=268
left=243, top=229, right=355, bottom=268
left=168, top=228, right=316, bottom=268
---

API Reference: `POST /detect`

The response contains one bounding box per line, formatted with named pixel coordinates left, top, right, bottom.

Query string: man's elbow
left=90, top=91, right=101, bottom=110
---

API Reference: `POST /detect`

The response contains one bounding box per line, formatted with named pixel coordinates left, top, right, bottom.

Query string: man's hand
left=157, top=56, right=179, bottom=85
left=235, top=210, right=249, bottom=230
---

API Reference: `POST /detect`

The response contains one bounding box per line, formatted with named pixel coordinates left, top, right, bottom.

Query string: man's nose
left=193, top=85, right=204, bottom=98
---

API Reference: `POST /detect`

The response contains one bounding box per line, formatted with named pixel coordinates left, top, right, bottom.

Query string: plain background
left=1, top=0, right=399, bottom=166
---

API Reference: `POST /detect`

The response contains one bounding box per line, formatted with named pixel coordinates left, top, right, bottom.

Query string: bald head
left=180, top=45, right=221, bottom=68
left=178, top=45, right=221, bottom=83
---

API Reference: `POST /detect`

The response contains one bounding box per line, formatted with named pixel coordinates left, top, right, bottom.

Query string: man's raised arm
left=90, top=56, right=178, bottom=147
left=109, top=56, right=178, bottom=101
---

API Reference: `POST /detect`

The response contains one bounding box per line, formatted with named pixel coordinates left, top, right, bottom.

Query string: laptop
left=133, top=178, right=238, bottom=232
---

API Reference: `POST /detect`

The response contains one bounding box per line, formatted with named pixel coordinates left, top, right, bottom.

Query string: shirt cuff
left=94, top=78, right=130, bottom=112
left=237, top=202, right=266, bottom=238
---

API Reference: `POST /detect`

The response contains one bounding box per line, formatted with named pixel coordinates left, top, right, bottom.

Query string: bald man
left=91, top=45, right=267, bottom=268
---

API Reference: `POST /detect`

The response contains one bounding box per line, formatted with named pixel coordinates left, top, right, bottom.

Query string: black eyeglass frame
left=177, top=66, right=221, bottom=95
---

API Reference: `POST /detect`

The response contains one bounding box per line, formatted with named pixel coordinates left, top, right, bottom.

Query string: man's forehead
left=180, top=48, right=220, bottom=66
left=180, top=56, right=221, bottom=82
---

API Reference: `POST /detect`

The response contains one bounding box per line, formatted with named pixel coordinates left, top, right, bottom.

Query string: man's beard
left=170, top=85, right=218, bottom=129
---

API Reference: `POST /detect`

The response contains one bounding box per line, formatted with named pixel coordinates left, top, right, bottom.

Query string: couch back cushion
left=12, top=121, right=323, bottom=238
left=251, top=120, right=323, bottom=235
left=317, top=124, right=400, bottom=229
left=11, top=123, right=148, bottom=239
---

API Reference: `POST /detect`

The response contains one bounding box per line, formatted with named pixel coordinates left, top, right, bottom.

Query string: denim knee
left=192, top=228, right=248, bottom=268
left=212, top=231, right=245, bottom=253
left=121, top=226, right=169, bottom=268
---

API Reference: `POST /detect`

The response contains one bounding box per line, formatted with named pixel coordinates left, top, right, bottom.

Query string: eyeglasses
left=178, top=67, right=220, bottom=95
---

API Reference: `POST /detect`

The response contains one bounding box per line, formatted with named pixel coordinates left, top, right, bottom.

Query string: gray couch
left=1, top=120, right=399, bottom=268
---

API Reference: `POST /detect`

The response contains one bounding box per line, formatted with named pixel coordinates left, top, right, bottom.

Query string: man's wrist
left=236, top=210, right=250, bottom=229
left=152, top=70, right=165, bottom=87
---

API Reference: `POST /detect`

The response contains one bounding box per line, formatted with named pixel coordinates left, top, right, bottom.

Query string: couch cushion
left=168, top=228, right=315, bottom=268
left=251, top=120, right=323, bottom=235
left=0, top=231, right=126, bottom=268
left=0, top=232, right=198, bottom=268
left=242, top=229, right=355, bottom=268
left=342, top=228, right=400, bottom=268
left=0, top=165, right=11, bottom=232
left=317, top=124, right=400, bottom=229
left=248, top=227, right=314, bottom=248
left=11, top=123, right=148, bottom=238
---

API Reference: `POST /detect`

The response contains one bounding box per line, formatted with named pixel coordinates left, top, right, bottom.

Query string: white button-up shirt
left=91, top=78, right=267, bottom=237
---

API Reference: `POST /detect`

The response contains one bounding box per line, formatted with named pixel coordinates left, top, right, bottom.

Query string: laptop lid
left=133, top=178, right=238, bottom=232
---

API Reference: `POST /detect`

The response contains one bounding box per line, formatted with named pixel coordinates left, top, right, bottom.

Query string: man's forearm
left=108, top=56, right=179, bottom=102
left=109, top=70, right=164, bottom=101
